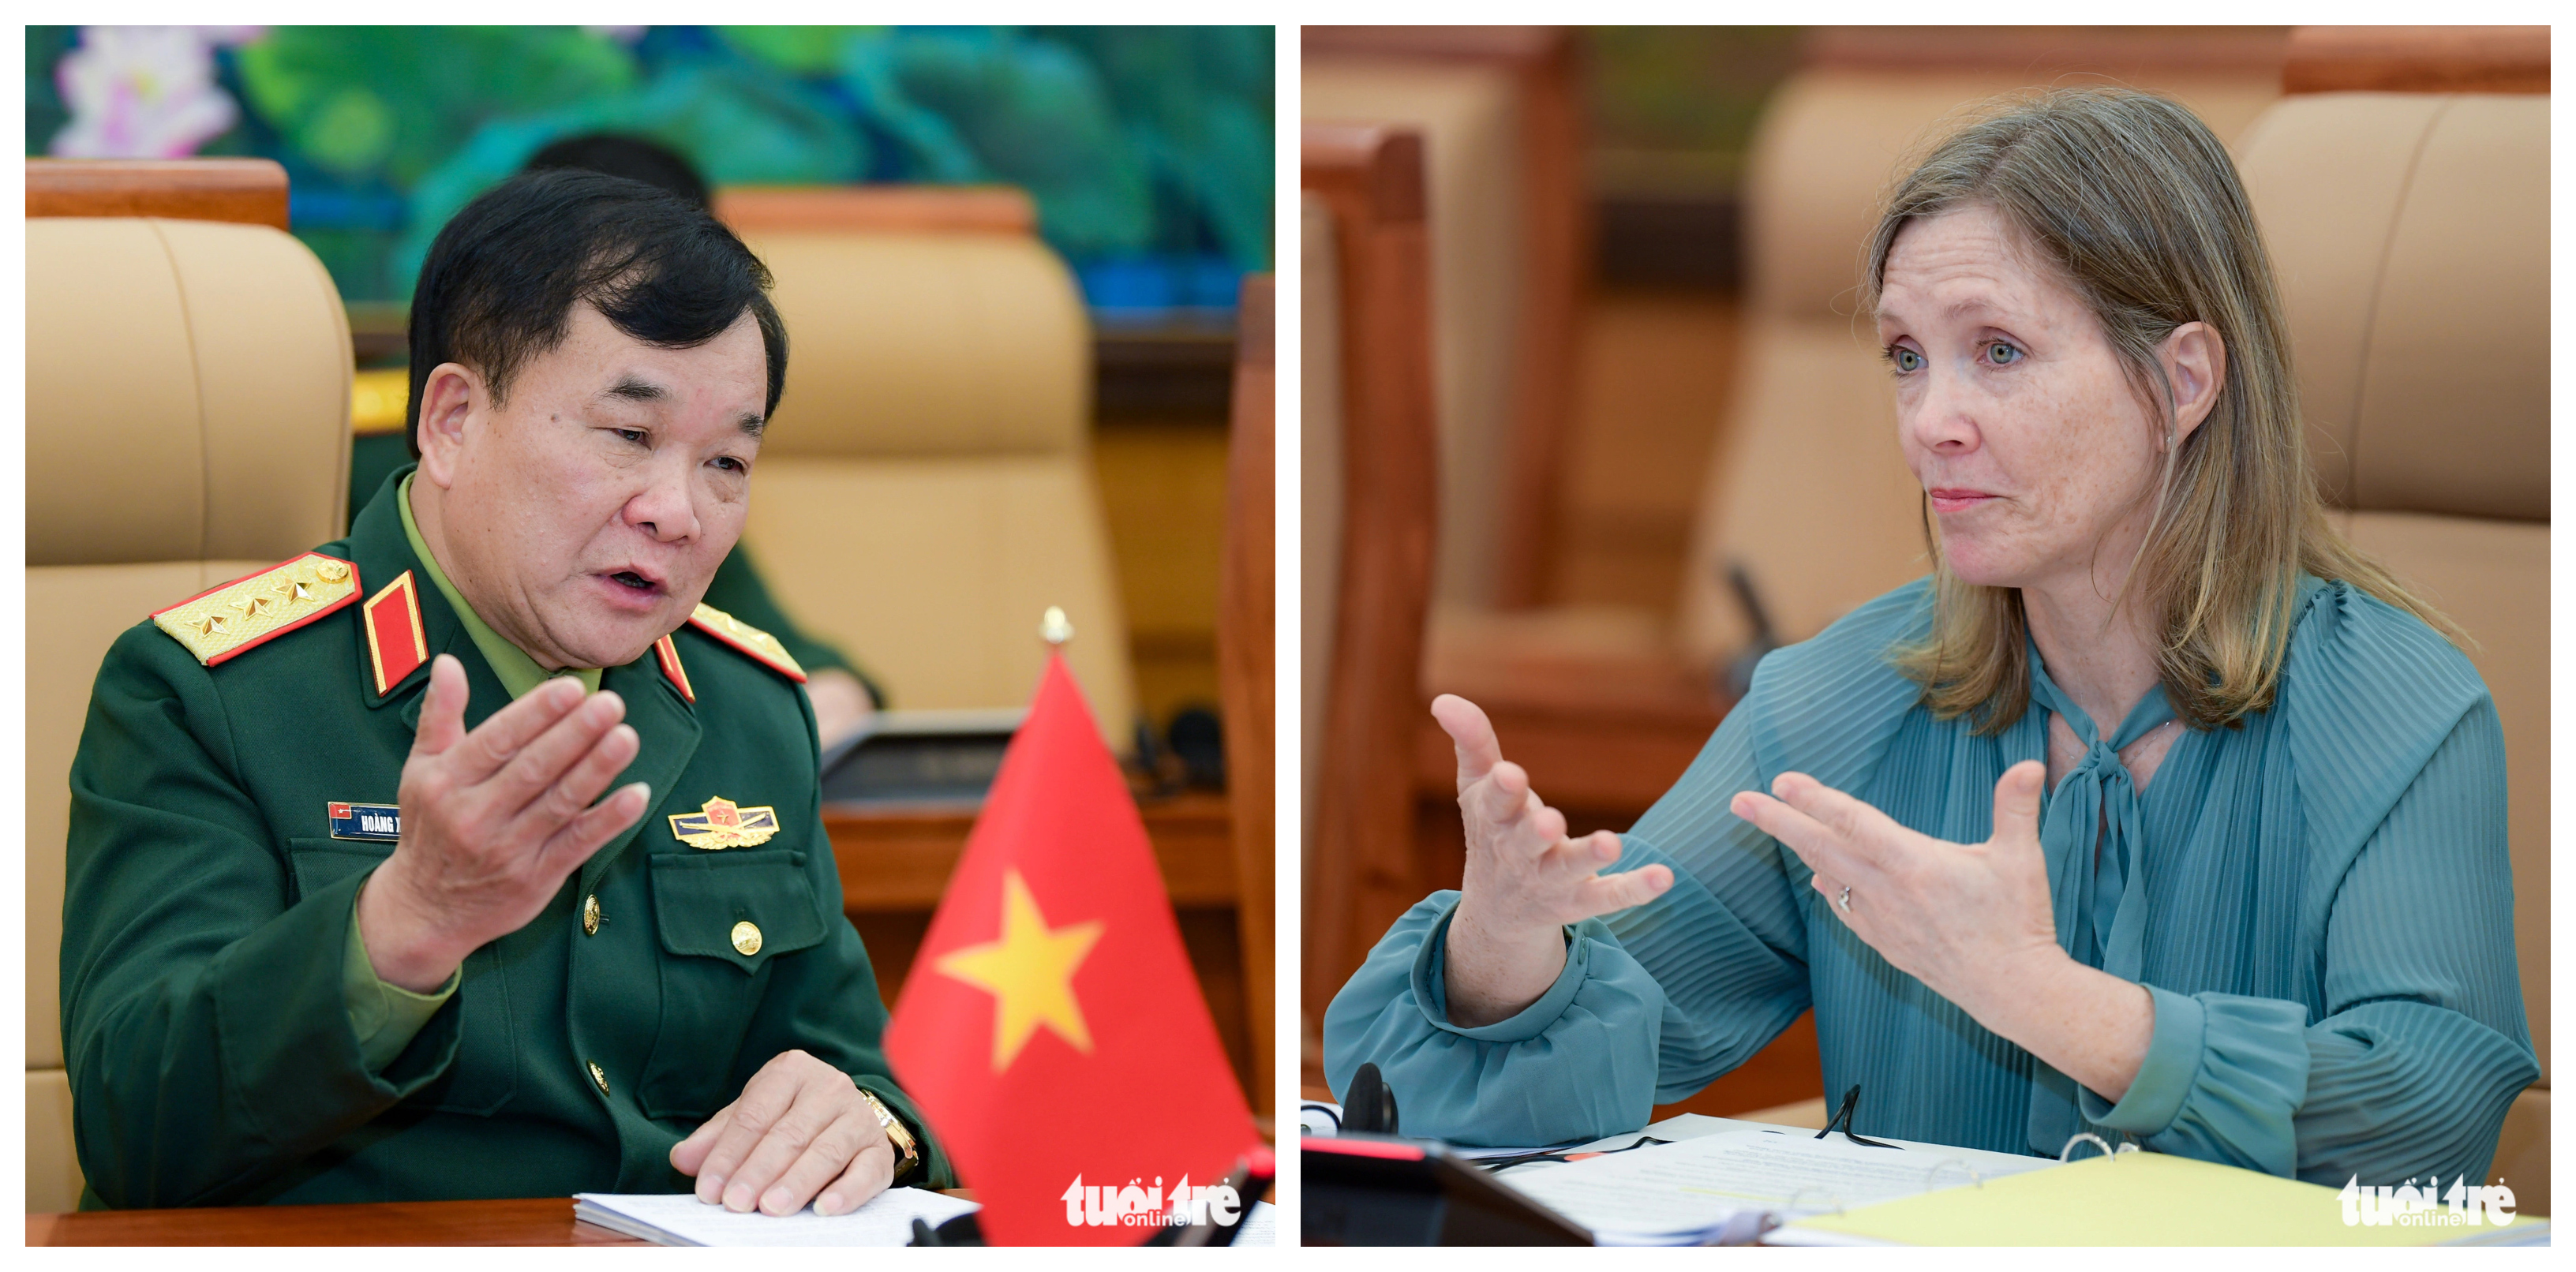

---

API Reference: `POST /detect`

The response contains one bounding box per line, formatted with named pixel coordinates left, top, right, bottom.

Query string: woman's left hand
left=1728, top=761, right=2064, bottom=1017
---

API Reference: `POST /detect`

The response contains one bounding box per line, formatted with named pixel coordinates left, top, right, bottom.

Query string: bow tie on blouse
left=2021, top=655, right=2177, bottom=1153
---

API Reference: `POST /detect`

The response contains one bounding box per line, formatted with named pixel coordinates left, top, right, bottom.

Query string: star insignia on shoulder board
left=268, top=571, right=319, bottom=606
left=152, top=553, right=363, bottom=667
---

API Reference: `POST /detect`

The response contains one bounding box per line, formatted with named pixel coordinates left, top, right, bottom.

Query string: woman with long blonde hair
left=1324, top=88, right=2533, bottom=1186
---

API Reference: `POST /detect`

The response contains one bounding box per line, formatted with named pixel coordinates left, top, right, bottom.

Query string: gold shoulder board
left=687, top=603, right=808, bottom=683
left=151, top=554, right=361, bottom=666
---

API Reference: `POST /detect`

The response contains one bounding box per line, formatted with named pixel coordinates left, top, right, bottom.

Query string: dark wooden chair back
left=1218, top=274, right=1276, bottom=1118
left=2284, top=25, right=2548, bottom=94
left=27, top=158, right=289, bottom=230
left=1301, top=124, right=1439, bottom=1038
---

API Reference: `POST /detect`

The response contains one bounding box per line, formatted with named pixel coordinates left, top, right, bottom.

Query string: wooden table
left=28, top=1197, right=643, bottom=1245
left=826, top=791, right=1237, bottom=911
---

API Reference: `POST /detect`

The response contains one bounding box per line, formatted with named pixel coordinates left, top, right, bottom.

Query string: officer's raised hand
left=356, top=653, right=652, bottom=991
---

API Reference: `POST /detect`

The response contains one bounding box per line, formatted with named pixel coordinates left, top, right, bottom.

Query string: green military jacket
left=62, top=466, right=951, bottom=1207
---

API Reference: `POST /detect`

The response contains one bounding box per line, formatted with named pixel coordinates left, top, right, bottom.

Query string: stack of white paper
left=574, top=1190, right=1275, bottom=1247
left=1232, top=1200, right=1279, bottom=1245
left=573, top=1188, right=980, bottom=1246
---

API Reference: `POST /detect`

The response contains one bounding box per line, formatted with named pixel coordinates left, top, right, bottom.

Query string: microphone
left=1344, top=1061, right=1399, bottom=1135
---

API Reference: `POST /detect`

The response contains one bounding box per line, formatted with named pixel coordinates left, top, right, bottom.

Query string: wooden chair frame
left=1218, top=275, right=1277, bottom=1118
left=27, top=158, right=288, bottom=229
left=1301, top=125, right=1440, bottom=1031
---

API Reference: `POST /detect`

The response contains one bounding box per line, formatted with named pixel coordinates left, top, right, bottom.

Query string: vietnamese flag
left=886, top=653, right=1260, bottom=1245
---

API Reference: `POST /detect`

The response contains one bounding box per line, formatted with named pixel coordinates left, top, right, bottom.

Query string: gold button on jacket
left=582, top=894, right=601, bottom=936
left=732, top=921, right=763, bottom=956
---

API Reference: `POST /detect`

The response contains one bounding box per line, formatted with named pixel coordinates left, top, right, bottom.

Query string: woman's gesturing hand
left=1729, top=761, right=2156, bottom=1100
left=1728, top=761, right=2061, bottom=1018
left=1436, top=694, right=1672, bottom=1027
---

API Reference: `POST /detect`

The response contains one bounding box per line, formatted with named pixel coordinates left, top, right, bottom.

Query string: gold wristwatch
left=858, top=1088, right=922, bottom=1182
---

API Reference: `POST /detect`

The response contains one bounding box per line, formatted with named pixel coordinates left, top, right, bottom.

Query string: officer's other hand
left=672, top=1050, right=895, bottom=1216
left=806, top=668, right=874, bottom=752
left=358, top=654, right=651, bottom=992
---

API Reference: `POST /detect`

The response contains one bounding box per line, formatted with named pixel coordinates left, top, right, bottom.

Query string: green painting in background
left=28, top=25, right=1274, bottom=312
left=1582, top=26, right=1800, bottom=197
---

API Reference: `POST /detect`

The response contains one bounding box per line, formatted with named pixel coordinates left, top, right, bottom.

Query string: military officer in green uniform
left=62, top=170, right=949, bottom=1212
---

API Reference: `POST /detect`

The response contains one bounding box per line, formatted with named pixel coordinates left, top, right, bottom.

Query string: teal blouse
left=1324, top=578, right=2536, bottom=1185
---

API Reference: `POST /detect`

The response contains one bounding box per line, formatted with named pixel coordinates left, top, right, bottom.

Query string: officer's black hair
left=404, top=168, right=786, bottom=455
left=521, top=133, right=712, bottom=210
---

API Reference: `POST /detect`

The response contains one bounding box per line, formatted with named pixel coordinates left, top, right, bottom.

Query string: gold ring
left=1837, top=885, right=1852, bottom=912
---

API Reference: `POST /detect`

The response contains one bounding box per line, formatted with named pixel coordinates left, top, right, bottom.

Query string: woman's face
left=1877, top=204, right=2170, bottom=596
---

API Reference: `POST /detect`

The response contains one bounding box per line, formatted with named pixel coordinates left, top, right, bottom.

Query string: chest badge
left=328, top=801, right=402, bottom=843
left=668, top=796, right=780, bottom=850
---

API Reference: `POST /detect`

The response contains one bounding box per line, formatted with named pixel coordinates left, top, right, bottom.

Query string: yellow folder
left=1773, top=1151, right=2545, bottom=1246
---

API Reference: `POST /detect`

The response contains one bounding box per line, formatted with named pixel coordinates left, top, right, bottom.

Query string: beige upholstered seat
left=2238, top=91, right=2550, bottom=1214
left=1304, top=29, right=1589, bottom=611
left=1678, top=69, right=2282, bottom=664
left=728, top=228, right=1136, bottom=746
left=25, top=217, right=352, bottom=1211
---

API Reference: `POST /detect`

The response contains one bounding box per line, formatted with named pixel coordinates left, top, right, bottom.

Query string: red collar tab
left=361, top=571, right=429, bottom=696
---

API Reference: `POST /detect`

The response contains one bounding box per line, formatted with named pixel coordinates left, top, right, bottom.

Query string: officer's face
left=416, top=301, right=769, bottom=669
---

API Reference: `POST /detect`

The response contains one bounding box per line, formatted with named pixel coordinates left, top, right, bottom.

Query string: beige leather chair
left=1304, top=28, right=1586, bottom=611
left=1679, top=55, right=2283, bottom=665
left=26, top=216, right=352, bottom=1212
left=2239, top=88, right=2548, bottom=1215
left=725, top=212, right=1136, bottom=747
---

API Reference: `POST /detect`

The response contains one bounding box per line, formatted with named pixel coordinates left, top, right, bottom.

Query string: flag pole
left=1039, top=605, right=1073, bottom=647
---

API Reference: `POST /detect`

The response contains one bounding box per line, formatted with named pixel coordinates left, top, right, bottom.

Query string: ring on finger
left=1836, top=885, right=1852, bottom=913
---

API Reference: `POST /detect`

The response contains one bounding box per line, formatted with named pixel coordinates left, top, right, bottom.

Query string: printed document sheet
left=574, top=1188, right=979, bottom=1246
left=575, top=1189, right=1274, bottom=1247
left=1498, top=1125, right=2054, bottom=1241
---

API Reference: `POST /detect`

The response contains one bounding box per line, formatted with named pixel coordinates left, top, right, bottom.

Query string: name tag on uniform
left=328, top=801, right=402, bottom=842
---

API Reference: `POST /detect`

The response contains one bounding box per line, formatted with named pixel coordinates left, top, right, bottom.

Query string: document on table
left=575, top=1190, right=1275, bottom=1247
left=1497, top=1126, right=2055, bottom=1243
left=574, top=1188, right=979, bottom=1246
left=1766, top=1151, right=2554, bottom=1247
left=1234, top=1200, right=1277, bottom=1245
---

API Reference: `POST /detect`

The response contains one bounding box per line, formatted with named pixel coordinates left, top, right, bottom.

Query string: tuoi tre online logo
left=1060, top=1175, right=1241, bottom=1229
left=2338, top=1174, right=2517, bottom=1228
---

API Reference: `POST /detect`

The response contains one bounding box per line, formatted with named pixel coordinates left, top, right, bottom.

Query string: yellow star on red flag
left=932, top=870, right=1106, bottom=1071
